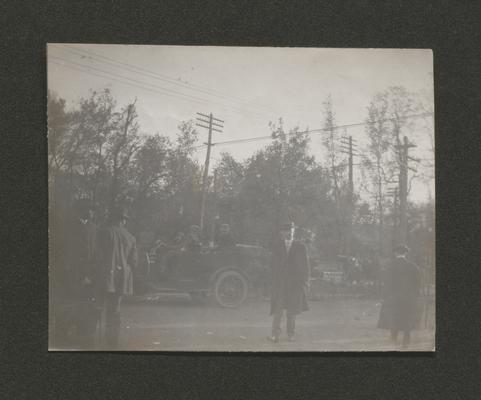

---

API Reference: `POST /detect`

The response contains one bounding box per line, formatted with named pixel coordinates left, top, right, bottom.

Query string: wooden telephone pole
left=340, top=135, right=359, bottom=203
left=196, top=112, right=223, bottom=231
left=340, top=134, right=359, bottom=254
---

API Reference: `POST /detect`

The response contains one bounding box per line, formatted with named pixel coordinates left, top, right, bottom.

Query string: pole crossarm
left=196, top=112, right=210, bottom=118
left=196, top=117, right=224, bottom=128
left=197, top=112, right=225, bottom=124
left=196, top=123, right=223, bottom=133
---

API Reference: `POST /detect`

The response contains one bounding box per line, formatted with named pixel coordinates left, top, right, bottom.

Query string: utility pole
left=209, top=170, right=219, bottom=248
left=387, top=186, right=399, bottom=252
left=196, top=112, right=223, bottom=232
left=340, top=135, right=359, bottom=202
left=395, top=136, right=416, bottom=244
left=340, top=134, right=359, bottom=254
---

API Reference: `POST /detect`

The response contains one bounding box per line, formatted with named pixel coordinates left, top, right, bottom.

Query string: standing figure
left=268, top=223, right=310, bottom=343
left=377, top=244, right=421, bottom=349
left=98, top=205, right=138, bottom=348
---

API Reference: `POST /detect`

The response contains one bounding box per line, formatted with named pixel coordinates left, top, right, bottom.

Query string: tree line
left=48, top=86, right=434, bottom=265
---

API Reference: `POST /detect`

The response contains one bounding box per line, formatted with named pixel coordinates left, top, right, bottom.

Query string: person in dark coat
left=268, top=223, right=310, bottom=343
left=377, top=244, right=421, bottom=349
left=97, top=205, right=138, bottom=348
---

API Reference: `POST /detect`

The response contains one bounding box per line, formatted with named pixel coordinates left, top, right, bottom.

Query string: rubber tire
left=213, top=270, right=249, bottom=308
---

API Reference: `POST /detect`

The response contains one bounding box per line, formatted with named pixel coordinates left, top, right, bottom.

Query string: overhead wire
left=49, top=51, right=434, bottom=170
left=49, top=44, right=283, bottom=120
left=193, top=112, right=434, bottom=150
left=49, top=54, right=277, bottom=122
left=53, top=44, right=283, bottom=115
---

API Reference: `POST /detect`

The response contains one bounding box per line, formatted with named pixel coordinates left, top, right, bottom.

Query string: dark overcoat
left=377, top=257, right=421, bottom=331
left=98, top=224, right=138, bottom=296
left=63, top=218, right=98, bottom=297
left=270, top=237, right=310, bottom=315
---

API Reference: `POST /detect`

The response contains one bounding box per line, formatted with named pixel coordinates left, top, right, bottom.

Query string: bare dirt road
left=117, top=294, right=435, bottom=352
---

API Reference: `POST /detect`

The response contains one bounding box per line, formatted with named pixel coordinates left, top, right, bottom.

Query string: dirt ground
left=116, top=294, right=435, bottom=352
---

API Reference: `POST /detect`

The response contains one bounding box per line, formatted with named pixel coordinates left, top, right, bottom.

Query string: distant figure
left=377, top=244, right=421, bottom=349
left=341, top=256, right=362, bottom=285
left=149, top=237, right=169, bottom=275
left=98, top=205, right=138, bottom=348
left=183, top=225, right=202, bottom=252
left=149, top=238, right=163, bottom=262
left=216, top=223, right=236, bottom=248
left=268, top=223, right=310, bottom=343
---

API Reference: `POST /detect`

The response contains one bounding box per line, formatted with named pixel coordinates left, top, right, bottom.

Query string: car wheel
left=213, top=270, right=248, bottom=308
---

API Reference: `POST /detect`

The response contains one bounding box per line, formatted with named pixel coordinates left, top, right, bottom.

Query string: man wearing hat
left=268, top=222, right=310, bottom=343
left=97, top=205, right=138, bottom=348
left=377, top=244, right=421, bottom=349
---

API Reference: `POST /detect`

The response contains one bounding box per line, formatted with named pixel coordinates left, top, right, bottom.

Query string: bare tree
left=321, top=95, right=346, bottom=252
left=107, top=99, right=141, bottom=208
left=362, top=86, right=419, bottom=252
left=363, top=93, right=395, bottom=254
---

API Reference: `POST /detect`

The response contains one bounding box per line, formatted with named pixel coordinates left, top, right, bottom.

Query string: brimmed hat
left=393, top=244, right=410, bottom=255
left=111, top=205, right=130, bottom=221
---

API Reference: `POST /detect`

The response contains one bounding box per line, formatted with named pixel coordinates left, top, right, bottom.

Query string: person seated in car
left=172, top=231, right=186, bottom=249
left=183, top=225, right=203, bottom=252
left=216, top=223, right=236, bottom=249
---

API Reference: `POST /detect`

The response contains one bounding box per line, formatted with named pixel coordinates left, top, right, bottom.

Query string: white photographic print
left=48, top=45, right=434, bottom=351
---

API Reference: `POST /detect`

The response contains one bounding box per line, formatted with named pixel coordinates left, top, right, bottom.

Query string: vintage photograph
left=48, top=45, right=435, bottom=351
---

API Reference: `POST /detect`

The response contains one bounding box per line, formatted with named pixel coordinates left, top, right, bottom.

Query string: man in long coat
left=98, top=205, right=138, bottom=348
left=377, top=244, right=421, bottom=349
left=269, top=223, right=310, bottom=342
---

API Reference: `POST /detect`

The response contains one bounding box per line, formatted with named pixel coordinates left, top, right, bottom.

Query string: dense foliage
left=48, top=88, right=434, bottom=266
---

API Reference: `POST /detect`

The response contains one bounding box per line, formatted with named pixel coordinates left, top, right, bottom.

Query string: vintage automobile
left=134, top=243, right=271, bottom=308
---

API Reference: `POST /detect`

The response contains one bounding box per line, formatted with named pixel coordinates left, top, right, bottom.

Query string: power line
left=193, top=112, right=433, bottom=149
left=49, top=58, right=219, bottom=110
left=49, top=55, right=275, bottom=122
left=50, top=44, right=283, bottom=119
left=58, top=44, right=283, bottom=116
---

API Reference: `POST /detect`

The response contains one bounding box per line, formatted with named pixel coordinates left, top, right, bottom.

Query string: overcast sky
left=47, top=44, right=434, bottom=203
